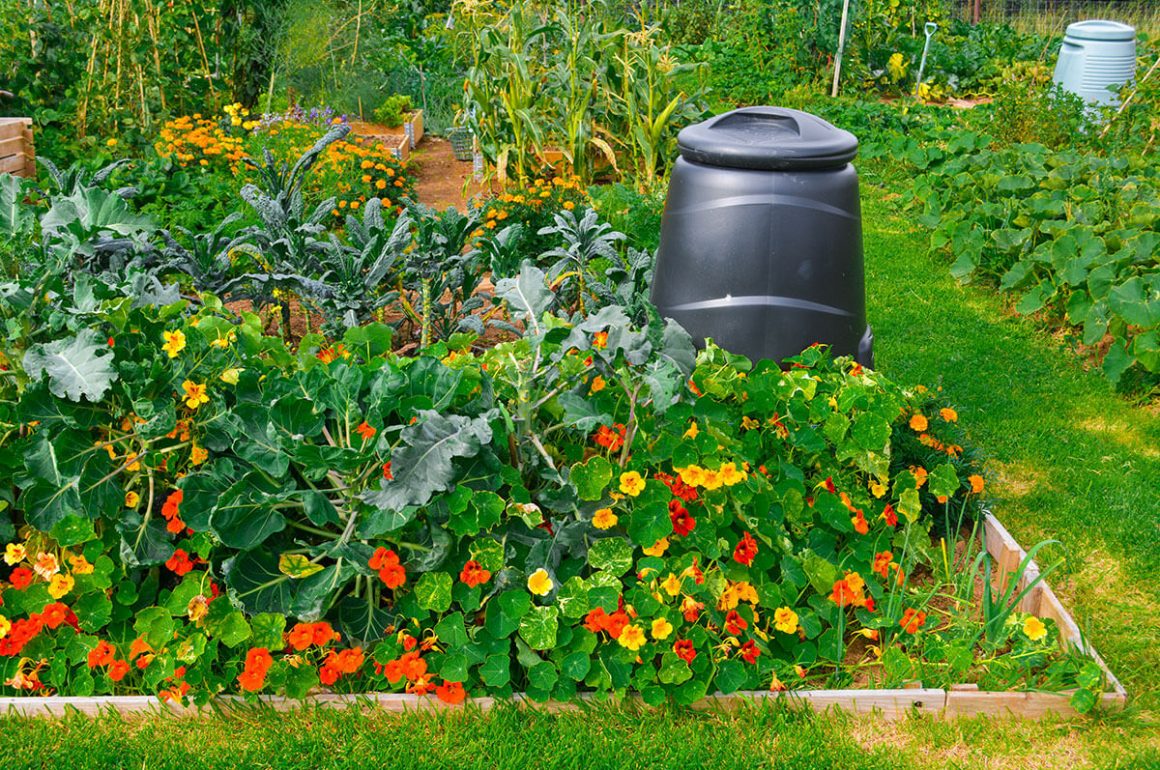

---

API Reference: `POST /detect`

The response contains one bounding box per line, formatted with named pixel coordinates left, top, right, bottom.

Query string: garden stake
left=915, top=22, right=938, bottom=97
left=831, top=0, right=852, bottom=97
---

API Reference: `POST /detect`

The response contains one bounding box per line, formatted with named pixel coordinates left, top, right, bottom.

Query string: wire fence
left=956, top=0, right=1159, bottom=35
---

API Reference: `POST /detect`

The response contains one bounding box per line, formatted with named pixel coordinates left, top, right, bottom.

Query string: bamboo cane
left=831, top=0, right=852, bottom=98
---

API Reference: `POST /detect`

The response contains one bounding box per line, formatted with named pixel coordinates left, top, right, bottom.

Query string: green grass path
left=1, top=183, right=1157, bottom=770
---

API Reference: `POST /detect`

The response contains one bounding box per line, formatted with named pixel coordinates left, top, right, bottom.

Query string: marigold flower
left=1023, top=616, right=1047, bottom=641
left=969, top=474, right=985, bottom=494
left=592, top=508, right=618, bottom=530
left=619, top=471, right=646, bottom=497
left=527, top=568, right=553, bottom=596
left=459, top=560, right=491, bottom=588
left=899, top=608, right=926, bottom=634
left=733, top=531, right=758, bottom=566
left=650, top=618, right=674, bottom=640
left=162, top=329, right=186, bottom=358
left=48, top=574, right=74, bottom=599
left=181, top=380, right=210, bottom=410
left=909, top=413, right=928, bottom=432
left=673, top=639, right=696, bottom=664
left=617, top=624, right=646, bottom=651
left=774, top=607, right=799, bottom=635
left=940, top=407, right=958, bottom=422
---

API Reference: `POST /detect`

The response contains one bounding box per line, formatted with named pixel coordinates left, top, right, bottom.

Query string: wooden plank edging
left=0, top=514, right=1125, bottom=719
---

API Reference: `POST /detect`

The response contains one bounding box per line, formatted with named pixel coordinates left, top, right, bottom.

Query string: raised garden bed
left=0, top=118, right=35, bottom=177
left=0, top=514, right=1123, bottom=720
left=349, top=110, right=424, bottom=160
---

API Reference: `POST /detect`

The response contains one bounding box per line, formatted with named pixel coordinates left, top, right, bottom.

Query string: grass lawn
left=0, top=180, right=1156, bottom=770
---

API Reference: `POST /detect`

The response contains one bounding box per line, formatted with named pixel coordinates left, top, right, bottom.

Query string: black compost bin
left=652, top=106, right=873, bottom=366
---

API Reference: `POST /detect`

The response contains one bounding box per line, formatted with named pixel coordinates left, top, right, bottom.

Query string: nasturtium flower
left=870, top=480, right=887, bottom=498
left=669, top=502, right=695, bottom=537
left=733, top=531, right=758, bottom=566
left=0, top=615, right=10, bottom=639
left=68, top=553, right=93, bottom=575
left=969, top=474, right=985, bottom=494
left=355, top=421, right=376, bottom=442
left=719, top=462, right=747, bottom=486
left=165, top=549, right=196, bottom=576
left=909, top=413, right=928, bottom=432
left=592, top=508, right=618, bottom=530
left=774, top=607, right=799, bottom=635
left=642, top=538, right=669, bottom=557
left=660, top=573, right=682, bottom=597
left=680, top=598, right=704, bottom=623
left=851, top=508, right=869, bottom=535
left=181, top=380, right=210, bottom=410
left=1023, top=615, right=1047, bottom=641
left=650, top=618, right=673, bottom=640
left=108, top=660, right=130, bottom=682
left=618, top=471, right=645, bottom=497
left=899, top=608, right=927, bottom=634
left=700, top=470, right=723, bottom=491
left=47, top=574, right=73, bottom=599
left=592, top=331, right=608, bottom=349
left=162, top=329, right=186, bottom=358
left=190, top=444, right=209, bottom=466
left=9, top=567, right=32, bottom=590
left=677, top=465, right=705, bottom=488
left=739, top=640, right=761, bottom=664
left=527, top=568, right=553, bottom=596
left=684, top=421, right=699, bottom=439
left=882, top=503, right=898, bottom=527
left=589, top=375, right=607, bottom=394
left=617, top=624, right=646, bottom=651
left=124, top=491, right=140, bottom=508
left=913, top=467, right=928, bottom=488
left=724, top=610, right=748, bottom=636
left=238, top=647, right=274, bottom=692
left=33, top=552, right=59, bottom=580
left=436, top=680, right=466, bottom=705
left=219, top=368, right=241, bottom=385
left=87, top=640, right=117, bottom=669
left=3, top=543, right=25, bottom=565
left=872, top=551, right=894, bottom=578
left=673, top=639, right=696, bottom=663
left=370, top=548, right=406, bottom=589
left=459, top=560, right=491, bottom=588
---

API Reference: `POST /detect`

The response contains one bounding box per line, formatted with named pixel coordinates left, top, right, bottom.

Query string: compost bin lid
left=1064, top=20, right=1136, bottom=41
left=676, top=107, right=858, bottom=171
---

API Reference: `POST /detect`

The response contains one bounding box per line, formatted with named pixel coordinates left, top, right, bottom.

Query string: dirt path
left=408, top=136, right=491, bottom=212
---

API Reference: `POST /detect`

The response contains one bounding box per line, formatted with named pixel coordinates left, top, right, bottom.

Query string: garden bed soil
left=0, top=514, right=1125, bottom=720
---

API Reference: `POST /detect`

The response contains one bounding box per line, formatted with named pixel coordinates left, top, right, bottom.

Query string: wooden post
left=0, top=118, right=35, bottom=178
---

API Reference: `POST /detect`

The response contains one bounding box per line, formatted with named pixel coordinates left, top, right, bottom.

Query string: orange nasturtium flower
left=592, top=508, right=618, bottom=530
left=459, top=560, right=491, bottom=588
left=968, top=474, right=985, bottom=494
left=435, top=680, right=466, bottom=705
left=369, top=547, right=406, bottom=589
left=355, top=421, right=376, bottom=442
left=899, top=608, right=927, bottom=634
left=181, top=380, right=210, bottom=410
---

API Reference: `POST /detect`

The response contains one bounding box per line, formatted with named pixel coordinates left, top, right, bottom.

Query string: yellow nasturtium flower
left=660, top=573, right=682, bottom=597
left=650, top=618, right=673, bottom=641
left=182, top=380, right=210, bottom=410
left=617, top=624, right=646, bottom=651
left=162, top=329, right=186, bottom=358
left=48, top=573, right=74, bottom=599
left=527, top=568, right=553, bottom=597
left=125, top=491, right=141, bottom=508
left=774, top=607, right=799, bottom=635
left=618, top=471, right=645, bottom=497
left=642, top=538, right=669, bottom=557
left=592, top=508, right=617, bottom=530
left=3, top=543, right=26, bottom=566
left=1023, top=616, right=1047, bottom=642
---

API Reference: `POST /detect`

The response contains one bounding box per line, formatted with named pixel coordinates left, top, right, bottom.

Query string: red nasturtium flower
left=39, top=602, right=70, bottom=630
left=680, top=598, right=704, bottom=623
left=900, top=608, right=927, bottom=634
left=9, top=567, right=33, bottom=590
left=724, top=610, right=748, bottom=636
left=593, top=423, right=626, bottom=453
left=382, top=461, right=393, bottom=480
left=673, top=639, right=697, bottom=664
left=459, top=560, right=491, bottom=588
left=882, top=503, right=898, bottom=527
left=369, top=547, right=406, bottom=589
left=0, top=617, right=43, bottom=656
left=165, top=548, right=196, bottom=576
left=238, top=647, right=274, bottom=692
left=161, top=489, right=186, bottom=534
left=583, top=607, right=630, bottom=639
left=669, top=501, right=696, bottom=537
left=733, top=531, right=758, bottom=566
left=739, top=640, right=761, bottom=664
left=435, top=680, right=466, bottom=705
left=108, top=659, right=130, bottom=682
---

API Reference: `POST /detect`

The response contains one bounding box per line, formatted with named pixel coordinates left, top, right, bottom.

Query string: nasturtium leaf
left=881, top=646, right=912, bottom=683
left=415, top=571, right=454, bottom=613
left=470, top=538, right=505, bottom=572
left=570, top=456, right=613, bottom=501
left=448, top=490, right=503, bottom=536
left=439, top=652, right=470, bottom=683
left=527, top=661, right=559, bottom=692
left=204, top=602, right=251, bottom=648
left=587, top=537, right=634, bottom=575
left=134, top=606, right=175, bottom=650
left=627, top=501, right=670, bottom=548
left=251, top=613, right=287, bottom=650
left=927, top=463, right=960, bottom=499
left=434, top=612, right=469, bottom=649
left=1070, top=687, right=1098, bottom=714
left=479, top=654, right=511, bottom=687
left=658, top=652, right=693, bottom=685
left=283, top=663, right=320, bottom=700
left=518, top=606, right=560, bottom=650
left=898, top=487, right=922, bottom=522
left=72, top=591, right=112, bottom=633
left=715, top=659, right=748, bottom=694
left=561, top=651, right=591, bottom=681
left=801, top=551, right=838, bottom=595
left=278, top=553, right=324, bottom=579
left=485, top=590, right=532, bottom=639
left=556, top=577, right=591, bottom=619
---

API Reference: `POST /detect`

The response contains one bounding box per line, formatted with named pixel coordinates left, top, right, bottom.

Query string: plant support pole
left=831, top=0, right=852, bottom=97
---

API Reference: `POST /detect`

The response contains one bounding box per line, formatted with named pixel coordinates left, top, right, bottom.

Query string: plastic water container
left=1053, top=20, right=1137, bottom=106
left=651, top=107, right=872, bottom=366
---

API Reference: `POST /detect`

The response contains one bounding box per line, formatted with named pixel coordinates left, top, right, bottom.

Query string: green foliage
left=372, top=95, right=414, bottom=128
